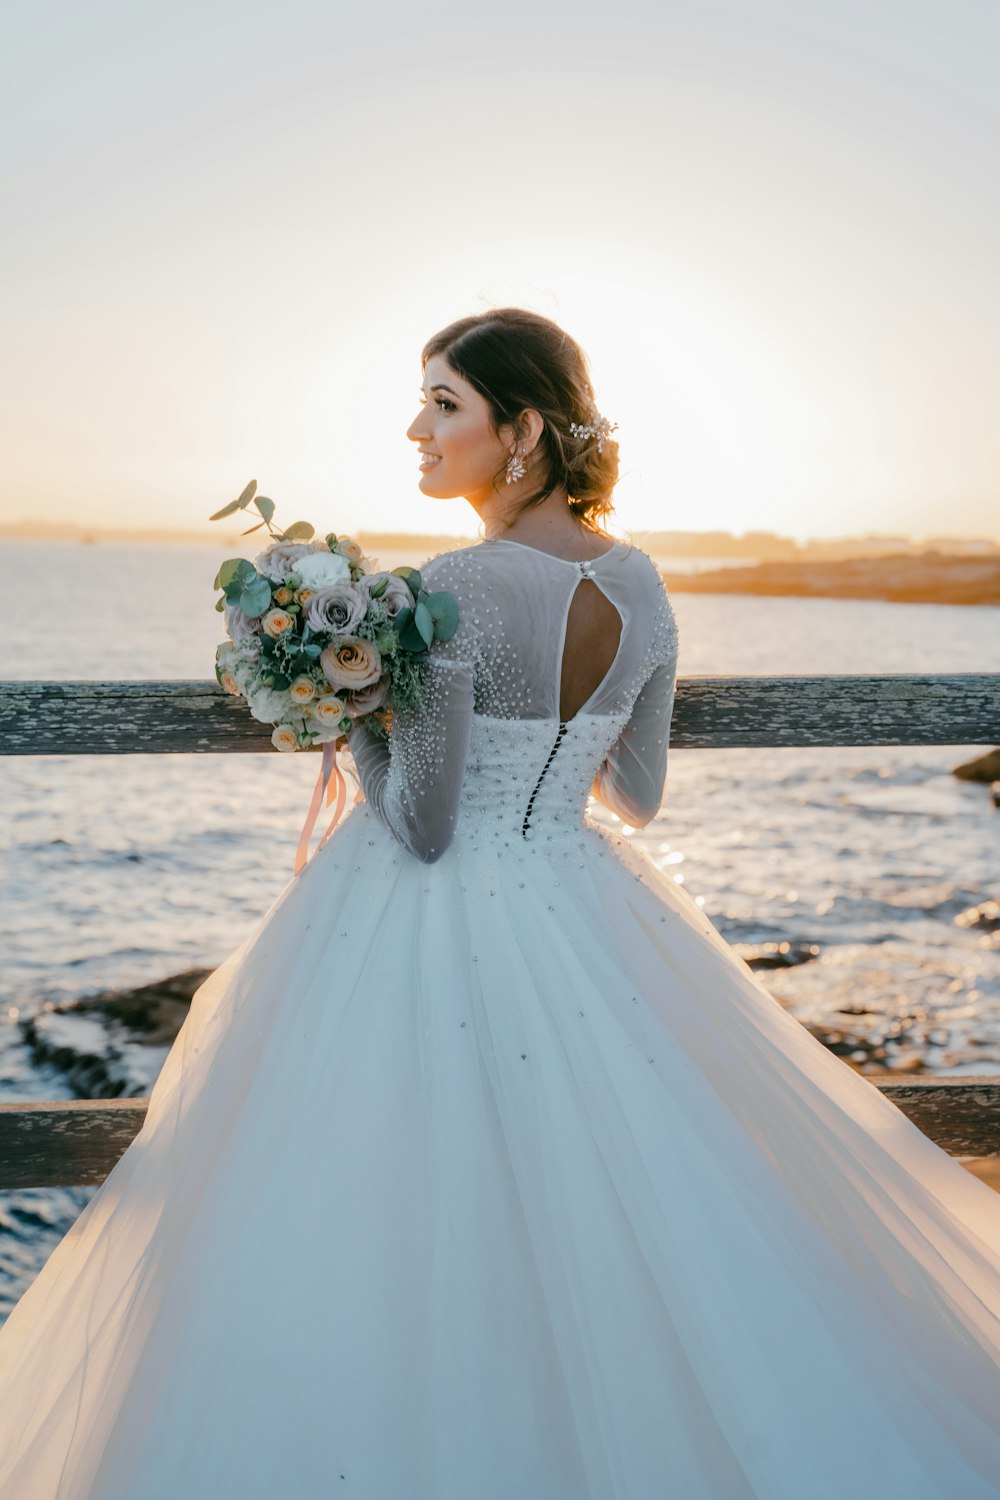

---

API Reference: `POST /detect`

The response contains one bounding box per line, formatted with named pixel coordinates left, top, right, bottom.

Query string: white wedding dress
left=2, top=536, right=1000, bottom=1499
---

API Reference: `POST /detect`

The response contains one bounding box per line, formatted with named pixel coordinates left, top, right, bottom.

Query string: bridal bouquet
left=211, top=479, right=458, bottom=748
left=210, top=480, right=459, bottom=871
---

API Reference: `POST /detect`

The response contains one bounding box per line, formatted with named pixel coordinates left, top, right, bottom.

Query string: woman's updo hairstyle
left=420, top=307, right=619, bottom=536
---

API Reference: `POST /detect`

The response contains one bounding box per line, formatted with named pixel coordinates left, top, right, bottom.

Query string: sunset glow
left=1, top=0, right=997, bottom=544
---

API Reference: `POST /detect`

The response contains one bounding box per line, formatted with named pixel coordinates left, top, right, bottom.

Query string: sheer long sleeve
left=589, top=637, right=679, bottom=830
left=347, top=658, right=475, bottom=863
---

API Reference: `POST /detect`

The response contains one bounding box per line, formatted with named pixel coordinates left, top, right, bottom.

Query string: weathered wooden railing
left=1, top=672, right=998, bottom=1189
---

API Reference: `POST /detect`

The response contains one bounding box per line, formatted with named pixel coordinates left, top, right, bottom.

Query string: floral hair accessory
left=567, top=411, right=619, bottom=454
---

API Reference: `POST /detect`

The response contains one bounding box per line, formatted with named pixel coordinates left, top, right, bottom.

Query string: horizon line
left=3, top=522, right=1000, bottom=549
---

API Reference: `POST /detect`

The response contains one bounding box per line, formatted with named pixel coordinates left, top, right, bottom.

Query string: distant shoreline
left=4, top=530, right=1000, bottom=604
left=660, top=552, right=1000, bottom=606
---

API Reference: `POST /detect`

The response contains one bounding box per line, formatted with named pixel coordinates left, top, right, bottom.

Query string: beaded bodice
left=454, top=710, right=632, bottom=850
left=415, top=537, right=677, bottom=722
left=347, top=536, right=680, bottom=862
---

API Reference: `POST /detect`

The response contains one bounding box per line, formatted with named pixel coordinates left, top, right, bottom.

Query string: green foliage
left=392, top=565, right=422, bottom=594
left=413, top=598, right=434, bottom=646
left=426, top=589, right=459, bottom=640
left=240, top=574, right=273, bottom=616
left=392, top=583, right=460, bottom=653
left=212, top=556, right=272, bottom=616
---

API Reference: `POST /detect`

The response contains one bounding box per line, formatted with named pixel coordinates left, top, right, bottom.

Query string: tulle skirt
left=1, top=802, right=1000, bottom=1498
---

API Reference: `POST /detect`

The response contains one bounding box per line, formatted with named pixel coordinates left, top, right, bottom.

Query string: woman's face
left=406, top=354, right=511, bottom=502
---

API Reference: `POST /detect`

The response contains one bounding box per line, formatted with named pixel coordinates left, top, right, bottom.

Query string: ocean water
left=1, top=537, right=998, bottom=1317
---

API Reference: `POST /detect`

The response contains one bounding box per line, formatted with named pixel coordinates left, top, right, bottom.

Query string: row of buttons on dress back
left=521, top=720, right=569, bottom=838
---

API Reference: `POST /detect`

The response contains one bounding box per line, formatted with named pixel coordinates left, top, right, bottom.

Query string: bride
left=1, top=307, right=1000, bottom=1498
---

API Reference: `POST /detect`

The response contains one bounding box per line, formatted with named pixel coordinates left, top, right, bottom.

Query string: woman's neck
left=477, top=488, right=609, bottom=552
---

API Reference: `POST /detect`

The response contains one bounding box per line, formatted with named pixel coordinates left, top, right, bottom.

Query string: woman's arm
left=346, top=656, right=475, bottom=863
left=589, top=657, right=678, bottom=829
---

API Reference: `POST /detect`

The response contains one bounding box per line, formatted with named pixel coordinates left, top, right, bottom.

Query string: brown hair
left=420, top=307, right=619, bottom=536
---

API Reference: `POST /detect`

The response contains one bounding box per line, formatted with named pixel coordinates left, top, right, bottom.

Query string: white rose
left=253, top=539, right=329, bottom=584
left=248, top=686, right=295, bottom=724
left=293, top=550, right=352, bottom=589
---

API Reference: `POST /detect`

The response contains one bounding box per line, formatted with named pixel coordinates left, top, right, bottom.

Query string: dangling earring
left=505, top=444, right=526, bottom=485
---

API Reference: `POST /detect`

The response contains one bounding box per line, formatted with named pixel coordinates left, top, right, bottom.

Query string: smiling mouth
left=419, top=454, right=441, bottom=467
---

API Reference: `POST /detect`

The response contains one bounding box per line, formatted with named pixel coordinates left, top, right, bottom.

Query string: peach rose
left=271, top=723, right=299, bottom=752
left=220, top=671, right=241, bottom=696
left=273, top=585, right=295, bottom=606
left=334, top=536, right=365, bottom=567
left=262, top=608, right=295, bottom=638
left=289, top=676, right=316, bottom=703
left=309, top=695, right=347, bottom=725
left=320, top=637, right=382, bottom=693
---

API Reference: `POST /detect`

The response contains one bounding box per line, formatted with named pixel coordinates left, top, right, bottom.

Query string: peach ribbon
left=294, top=741, right=357, bottom=875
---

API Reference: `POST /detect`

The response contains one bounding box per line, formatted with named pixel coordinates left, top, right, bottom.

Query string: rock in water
left=953, top=747, right=1000, bottom=783
left=20, top=968, right=213, bottom=1098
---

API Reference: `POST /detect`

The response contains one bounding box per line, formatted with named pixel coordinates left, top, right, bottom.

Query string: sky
left=1, top=0, right=997, bottom=544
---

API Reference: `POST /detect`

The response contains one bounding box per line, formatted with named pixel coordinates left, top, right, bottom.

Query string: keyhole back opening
left=557, top=577, right=625, bottom=722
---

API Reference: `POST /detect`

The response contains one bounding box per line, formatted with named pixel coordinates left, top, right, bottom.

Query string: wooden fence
left=1, top=672, right=998, bottom=1188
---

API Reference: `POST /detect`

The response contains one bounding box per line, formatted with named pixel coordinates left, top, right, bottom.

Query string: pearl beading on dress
left=454, top=711, right=632, bottom=850
left=348, top=538, right=679, bottom=861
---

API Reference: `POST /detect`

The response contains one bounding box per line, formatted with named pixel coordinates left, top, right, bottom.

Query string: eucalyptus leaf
left=241, top=520, right=267, bottom=534
left=240, top=576, right=273, bottom=615
left=398, top=614, right=427, bottom=653
left=254, top=496, right=275, bottom=523
left=237, top=479, right=257, bottom=509
left=209, top=498, right=242, bottom=521
left=393, top=605, right=413, bottom=634
left=215, top=596, right=225, bottom=612
left=414, top=598, right=434, bottom=647
left=426, top=591, right=459, bottom=640
left=392, top=565, right=422, bottom=595
left=281, top=521, right=315, bottom=541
